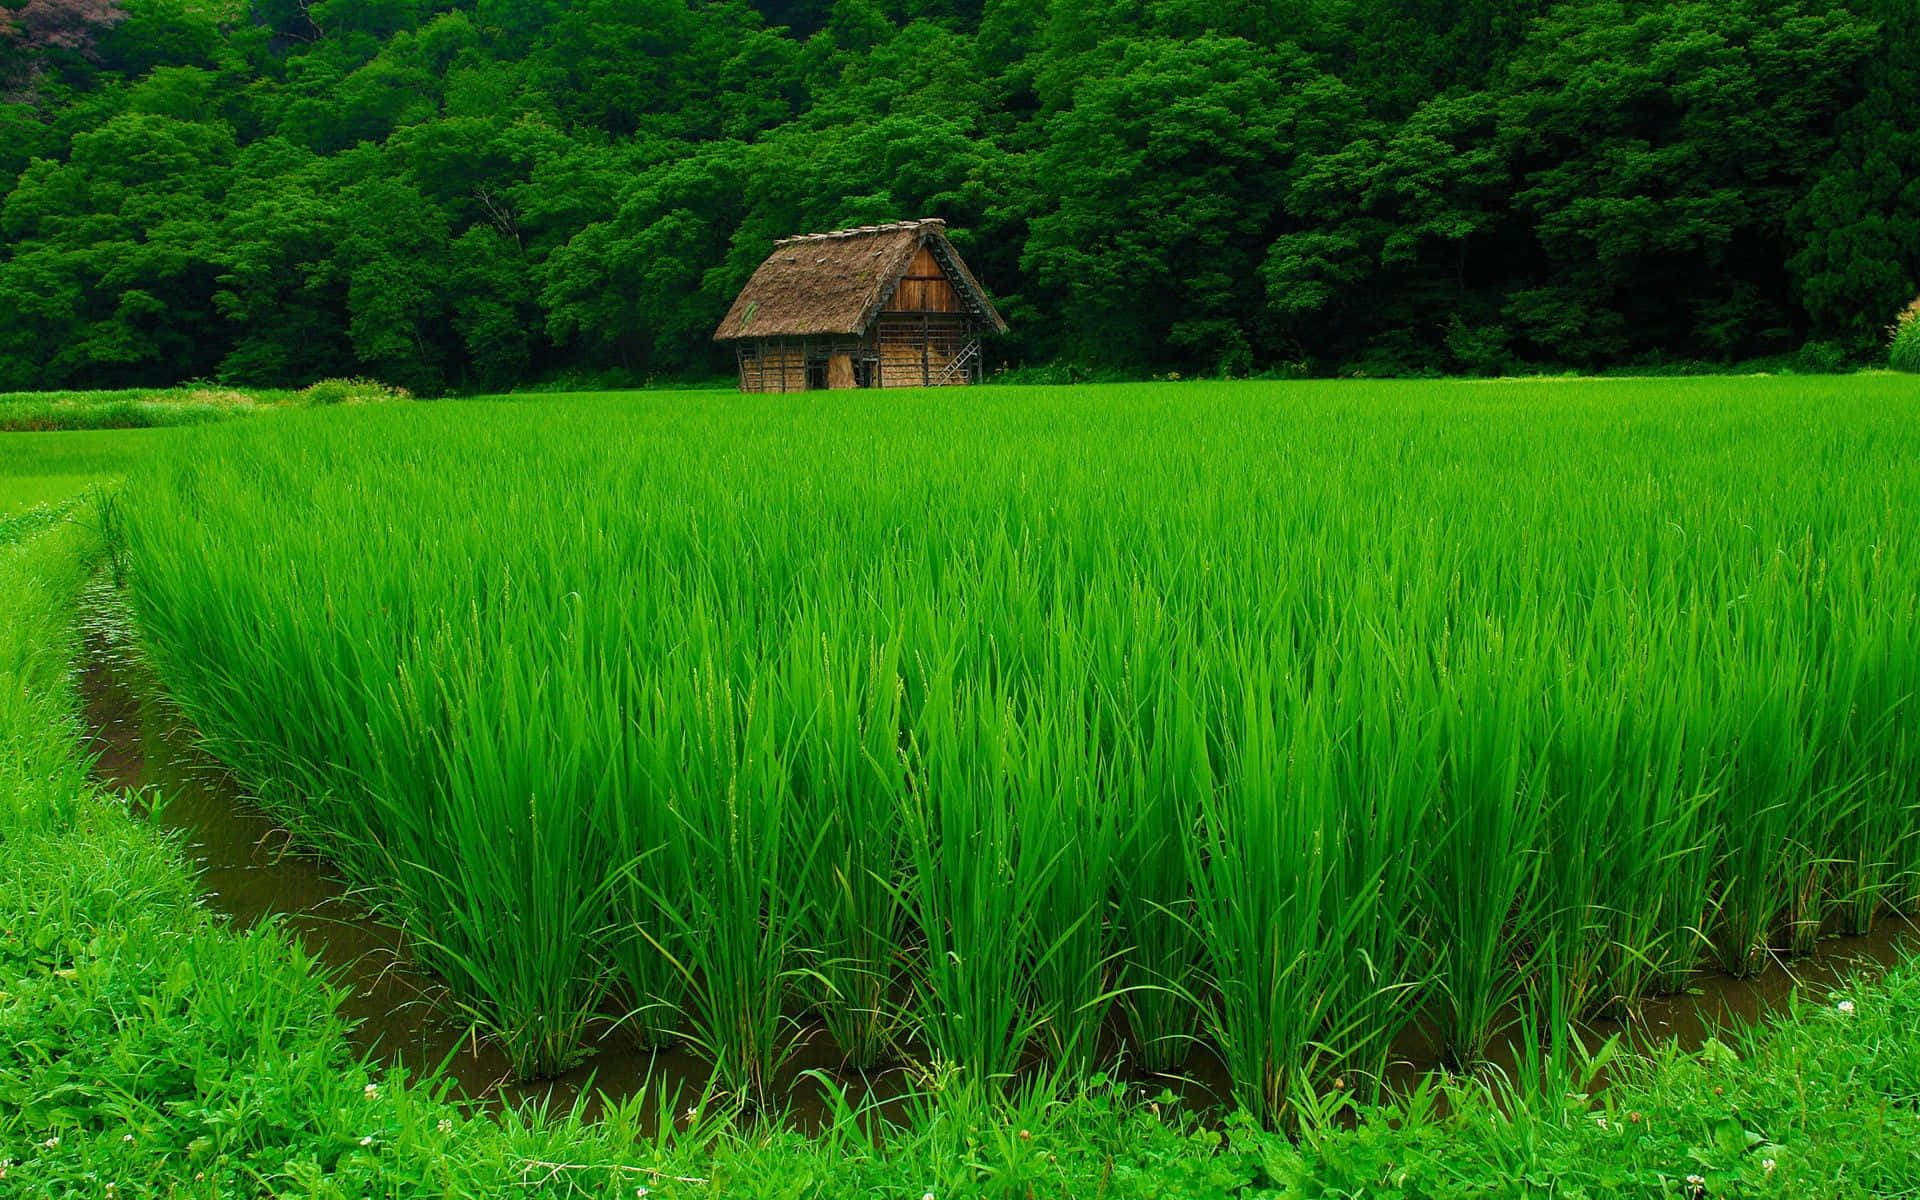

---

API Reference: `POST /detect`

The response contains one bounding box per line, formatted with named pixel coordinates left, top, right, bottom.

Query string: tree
left=1264, top=93, right=1510, bottom=374
left=328, top=170, right=452, bottom=390
left=1493, top=0, right=1877, bottom=364
left=1788, top=0, right=1920, bottom=351
left=0, top=0, right=126, bottom=98
left=1020, top=35, right=1357, bottom=372
left=542, top=143, right=749, bottom=375
left=212, top=138, right=351, bottom=384
left=0, top=0, right=1908, bottom=388
left=0, top=111, right=231, bottom=387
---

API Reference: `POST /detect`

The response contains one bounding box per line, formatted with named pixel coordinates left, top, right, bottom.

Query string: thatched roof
left=713, top=218, right=1008, bottom=341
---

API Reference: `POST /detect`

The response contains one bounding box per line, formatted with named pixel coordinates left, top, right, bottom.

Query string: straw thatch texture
left=713, top=219, right=1006, bottom=341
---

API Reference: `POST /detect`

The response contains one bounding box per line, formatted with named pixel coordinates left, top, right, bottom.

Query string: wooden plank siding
left=737, top=321, right=979, bottom=391
left=736, top=340, right=810, bottom=392
left=882, top=248, right=965, bottom=314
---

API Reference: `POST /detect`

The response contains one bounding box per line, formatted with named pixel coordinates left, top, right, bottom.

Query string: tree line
left=1, top=0, right=1915, bottom=391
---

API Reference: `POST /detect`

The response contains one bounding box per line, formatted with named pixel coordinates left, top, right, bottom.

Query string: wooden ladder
left=931, top=339, right=980, bottom=386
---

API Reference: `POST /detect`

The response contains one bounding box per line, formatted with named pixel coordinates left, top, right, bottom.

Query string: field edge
left=4, top=513, right=1920, bottom=1196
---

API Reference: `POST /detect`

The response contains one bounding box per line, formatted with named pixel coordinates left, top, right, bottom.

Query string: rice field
left=115, top=377, right=1920, bottom=1123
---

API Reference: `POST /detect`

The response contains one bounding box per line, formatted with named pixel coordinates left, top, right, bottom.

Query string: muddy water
left=77, top=595, right=1918, bottom=1124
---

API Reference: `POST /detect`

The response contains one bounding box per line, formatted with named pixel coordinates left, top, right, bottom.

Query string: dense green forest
left=1, top=0, right=1915, bottom=390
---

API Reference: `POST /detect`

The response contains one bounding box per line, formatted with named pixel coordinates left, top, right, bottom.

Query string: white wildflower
left=121, top=1133, right=134, bottom=1144
left=437, top=1118, right=453, bottom=1134
left=1763, top=1158, right=1777, bottom=1174
left=359, top=1136, right=375, bottom=1148
left=1836, top=999, right=1856, bottom=1015
left=364, top=1083, right=379, bottom=1099
left=42, top=1137, right=59, bottom=1149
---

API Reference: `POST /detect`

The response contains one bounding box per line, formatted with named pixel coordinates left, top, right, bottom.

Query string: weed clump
left=1892, top=299, right=1920, bottom=373
left=297, top=378, right=412, bottom=405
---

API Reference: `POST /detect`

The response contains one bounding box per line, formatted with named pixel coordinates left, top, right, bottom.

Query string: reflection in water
left=77, top=585, right=1917, bottom=1128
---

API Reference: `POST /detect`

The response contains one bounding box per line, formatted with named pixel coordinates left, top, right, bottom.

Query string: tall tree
left=1021, top=35, right=1358, bottom=373
left=1788, top=0, right=1920, bottom=350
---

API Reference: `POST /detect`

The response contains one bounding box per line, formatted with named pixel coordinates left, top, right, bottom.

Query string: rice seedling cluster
left=118, top=378, right=1920, bottom=1123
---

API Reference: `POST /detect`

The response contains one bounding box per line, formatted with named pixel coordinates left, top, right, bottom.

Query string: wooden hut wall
left=882, top=247, right=966, bottom=315
left=737, top=339, right=810, bottom=392
left=875, top=314, right=976, bottom=387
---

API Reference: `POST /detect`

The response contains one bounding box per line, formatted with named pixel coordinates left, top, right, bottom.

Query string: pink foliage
left=1, top=0, right=127, bottom=53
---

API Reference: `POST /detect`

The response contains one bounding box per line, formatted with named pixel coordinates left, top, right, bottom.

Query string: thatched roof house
left=714, top=218, right=1007, bottom=391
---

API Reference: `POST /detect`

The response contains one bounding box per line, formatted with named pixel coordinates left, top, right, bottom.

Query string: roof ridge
left=773, top=217, right=945, bottom=247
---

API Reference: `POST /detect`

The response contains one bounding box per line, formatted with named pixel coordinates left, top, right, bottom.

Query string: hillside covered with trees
left=1, top=0, right=1915, bottom=390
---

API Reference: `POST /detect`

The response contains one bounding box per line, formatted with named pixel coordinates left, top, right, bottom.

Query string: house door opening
left=805, top=360, right=828, bottom=390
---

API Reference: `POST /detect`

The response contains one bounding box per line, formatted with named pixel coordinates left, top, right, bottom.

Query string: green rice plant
left=594, top=664, right=688, bottom=1050
left=110, top=377, right=1920, bottom=1111
left=403, top=651, right=619, bottom=1078
left=1644, top=597, right=1750, bottom=994
left=1600, top=757, right=1720, bottom=1011
left=1110, top=680, right=1207, bottom=1074
left=1707, top=649, right=1813, bottom=977
left=640, top=662, right=820, bottom=1110
left=1317, top=636, right=1440, bottom=1098
left=1187, top=644, right=1409, bottom=1126
left=778, top=623, right=910, bottom=1069
left=1016, top=657, right=1126, bottom=1076
left=1425, top=640, right=1551, bottom=1067
left=1538, top=634, right=1722, bottom=1016
left=1827, top=738, right=1919, bottom=936
left=899, top=666, right=1049, bottom=1085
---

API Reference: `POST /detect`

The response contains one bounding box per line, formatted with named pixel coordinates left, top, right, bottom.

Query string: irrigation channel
left=77, top=585, right=1920, bottom=1129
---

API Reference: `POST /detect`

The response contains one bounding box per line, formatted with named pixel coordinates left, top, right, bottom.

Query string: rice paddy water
left=116, top=378, right=1920, bottom=1124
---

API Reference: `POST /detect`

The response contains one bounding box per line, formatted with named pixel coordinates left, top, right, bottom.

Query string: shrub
left=1791, top=340, right=1849, bottom=374
left=298, top=378, right=412, bottom=405
left=1892, top=302, right=1920, bottom=373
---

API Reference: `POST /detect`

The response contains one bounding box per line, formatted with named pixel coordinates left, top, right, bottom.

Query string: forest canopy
left=0, top=0, right=1914, bottom=390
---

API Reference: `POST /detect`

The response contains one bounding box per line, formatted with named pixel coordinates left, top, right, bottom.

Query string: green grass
left=0, top=380, right=411, bottom=432
left=108, top=375, right=1920, bottom=1124
left=0, top=427, right=173, bottom=514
